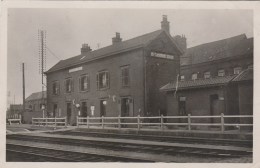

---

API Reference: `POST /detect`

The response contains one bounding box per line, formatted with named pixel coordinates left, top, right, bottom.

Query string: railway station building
left=45, top=16, right=183, bottom=125
left=161, top=34, right=253, bottom=124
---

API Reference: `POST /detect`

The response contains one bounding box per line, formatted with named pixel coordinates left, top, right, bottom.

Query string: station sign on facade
left=151, top=51, right=174, bottom=60
left=69, top=66, right=83, bottom=73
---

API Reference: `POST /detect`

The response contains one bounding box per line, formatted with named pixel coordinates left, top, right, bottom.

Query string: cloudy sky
left=7, top=8, right=253, bottom=105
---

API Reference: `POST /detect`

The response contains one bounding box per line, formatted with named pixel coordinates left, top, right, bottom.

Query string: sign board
left=151, top=52, right=174, bottom=60
left=69, top=66, right=83, bottom=73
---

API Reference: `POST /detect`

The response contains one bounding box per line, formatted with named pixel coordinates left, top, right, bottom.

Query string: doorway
left=66, top=102, right=72, bottom=125
left=53, top=104, right=57, bottom=118
left=81, top=101, right=87, bottom=117
left=100, top=100, right=107, bottom=117
left=210, top=94, right=219, bottom=123
left=121, top=97, right=133, bottom=117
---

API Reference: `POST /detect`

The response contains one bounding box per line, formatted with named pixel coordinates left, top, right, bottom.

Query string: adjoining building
left=45, top=16, right=183, bottom=125
left=23, top=91, right=47, bottom=124
left=25, top=91, right=47, bottom=112
left=161, top=34, right=253, bottom=126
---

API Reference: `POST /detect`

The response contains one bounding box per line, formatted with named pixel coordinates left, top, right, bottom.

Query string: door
left=67, top=102, right=72, bottom=125
left=53, top=104, right=58, bottom=118
left=121, top=98, right=130, bottom=117
left=210, top=94, right=219, bottom=123
left=100, top=100, right=107, bottom=117
left=81, top=101, right=87, bottom=117
left=178, top=97, right=186, bottom=123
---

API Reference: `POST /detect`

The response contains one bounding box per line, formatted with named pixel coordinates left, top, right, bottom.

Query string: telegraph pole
left=38, top=29, right=46, bottom=117
left=22, top=63, right=25, bottom=113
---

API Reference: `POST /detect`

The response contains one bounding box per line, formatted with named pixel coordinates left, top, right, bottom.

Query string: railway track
left=7, top=133, right=252, bottom=161
left=47, top=130, right=252, bottom=148
left=6, top=144, right=152, bottom=162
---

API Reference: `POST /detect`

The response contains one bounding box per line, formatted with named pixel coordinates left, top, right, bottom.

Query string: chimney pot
left=161, top=15, right=170, bottom=34
left=112, top=32, right=122, bottom=44
left=81, top=43, right=92, bottom=54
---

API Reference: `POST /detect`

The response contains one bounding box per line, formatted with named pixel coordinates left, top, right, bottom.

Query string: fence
left=77, top=113, right=253, bottom=133
left=32, top=117, right=67, bottom=128
left=7, top=114, right=22, bottom=125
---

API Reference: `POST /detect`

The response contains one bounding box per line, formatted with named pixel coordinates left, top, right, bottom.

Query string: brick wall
left=47, top=49, right=144, bottom=124
left=145, top=32, right=180, bottom=116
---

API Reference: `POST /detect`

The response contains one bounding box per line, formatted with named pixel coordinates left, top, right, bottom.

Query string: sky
left=7, top=8, right=253, bottom=105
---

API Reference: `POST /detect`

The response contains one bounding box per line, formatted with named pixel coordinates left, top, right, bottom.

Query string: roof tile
left=181, top=34, right=253, bottom=66
left=160, top=75, right=235, bottom=91
left=26, top=91, right=46, bottom=101
left=46, top=30, right=166, bottom=73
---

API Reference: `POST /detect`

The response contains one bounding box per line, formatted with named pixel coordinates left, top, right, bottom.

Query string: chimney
left=161, top=15, right=170, bottom=34
left=81, top=43, right=92, bottom=54
left=173, top=35, right=187, bottom=52
left=112, top=32, right=122, bottom=44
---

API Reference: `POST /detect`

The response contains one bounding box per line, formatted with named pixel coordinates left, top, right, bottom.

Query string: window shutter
left=121, top=68, right=123, bottom=86
left=57, top=82, right=60, bottom=95
left=64, top=80, right=66, bottom=93
left=96, top=73, right=99, bottom=90
left=107, top=72, right=110, bottom=88
left=79, top=77, right=81, bottom=91
left=71, top=79, right=74, bottom=92
left=52, top=83, right=55, bottom=95
left=87, top=75, right=90, bottom=90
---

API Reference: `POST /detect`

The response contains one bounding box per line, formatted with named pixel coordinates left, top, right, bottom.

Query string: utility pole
left=22, top=63, right=25, bottom=112
left=41, top=30, right=44, bottom=110
left=38, top=29, right=46, bottom=118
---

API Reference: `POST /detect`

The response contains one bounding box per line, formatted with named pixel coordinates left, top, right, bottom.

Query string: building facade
left=45, top=16, right=183, bottom=125
left=180, top=34, right=253, bottom=81
left=161, top=34, right=253, bottom=125
left=21, top=91, right=47, bottom=123
left=25, top=91, right=47, bottom=112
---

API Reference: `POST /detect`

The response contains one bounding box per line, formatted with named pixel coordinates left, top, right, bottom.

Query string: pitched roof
left=160, top=75, right=236, bottom=91
left=232, top=67, right=253, bottom=82
left=46, top=30, right=177, bottom=74
left=181, top=34, right=253, bottom=66
left=26, top=91, right=46, bottom=101
left=10, top=104, right=23, bottom=110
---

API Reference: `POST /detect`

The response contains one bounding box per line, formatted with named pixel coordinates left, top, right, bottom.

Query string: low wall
left=23, top=111, right=43, bottom=124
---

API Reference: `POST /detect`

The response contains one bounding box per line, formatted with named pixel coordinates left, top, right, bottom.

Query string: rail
left=32, top=117, right=67, bottom=127
left=77, top=113, right=253, bottom=133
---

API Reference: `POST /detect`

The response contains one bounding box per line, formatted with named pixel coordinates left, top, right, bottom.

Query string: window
left=65, top=78, right=73, bottom=93
left=52, top=81, right=60, bottom=95
left=218, top=69, right=225, bottom=77
left=180, top=75, right=185, bottom=81
left=79, top=75, right=89, bottom=91
left=97, top=71, right=109, bottom=90
left=234, top=67, right=242, bottom=75
left=121, top=66, right=130, bottom=87
left=192, top=73, right=197, bottom=80
left=204, top=71, right=211, bottom=79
